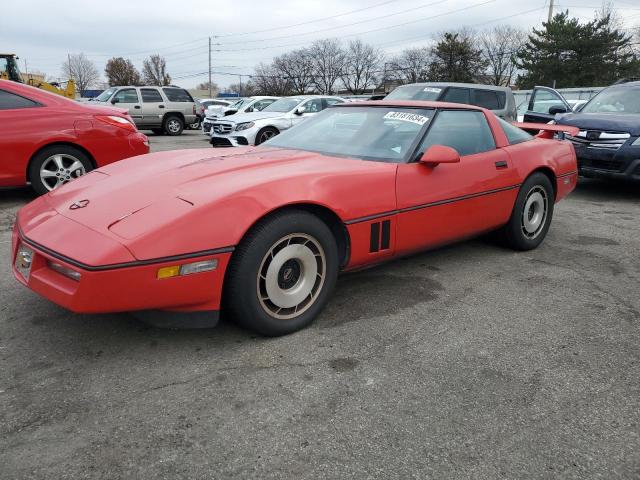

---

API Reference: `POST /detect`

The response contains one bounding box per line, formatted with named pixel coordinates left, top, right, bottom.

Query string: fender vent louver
left=369, top=220, right=391, bottom=253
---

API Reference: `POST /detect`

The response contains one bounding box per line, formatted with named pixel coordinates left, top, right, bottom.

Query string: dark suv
left=523, top=83, right=640, bottom=181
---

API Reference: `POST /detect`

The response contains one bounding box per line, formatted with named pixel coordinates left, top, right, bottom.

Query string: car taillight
left=193, top=105, right=197, bottom=115
left=95, top=115, right=137, bottom=132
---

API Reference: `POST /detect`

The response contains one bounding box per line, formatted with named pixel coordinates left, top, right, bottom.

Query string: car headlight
left=235, top=122, right=255, bottom=131
left=632, top=137, right=640, bottom=146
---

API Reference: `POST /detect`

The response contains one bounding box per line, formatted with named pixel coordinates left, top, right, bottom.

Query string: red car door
left=395, top=109, right=520, bottom=255
left=0, top=87, right=44, bottom=186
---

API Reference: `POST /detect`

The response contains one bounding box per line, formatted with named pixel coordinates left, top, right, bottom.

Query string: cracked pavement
left=1, top=131, right=639, bottom=479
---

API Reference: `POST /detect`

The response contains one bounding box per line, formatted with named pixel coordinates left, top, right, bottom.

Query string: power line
left=214, top=0, right=497, bottom=52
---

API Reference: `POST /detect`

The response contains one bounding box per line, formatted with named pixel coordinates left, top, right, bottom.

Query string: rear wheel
left=163, top=115, right=184, bottom=136
left=28, top=145, right=93, bottom=195
left=224, top=210, right=339, bottom=336
left=499, top=172, right=554, bottom=251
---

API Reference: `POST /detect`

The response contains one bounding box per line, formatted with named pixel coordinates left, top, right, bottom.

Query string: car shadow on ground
left=573, top=178, right=640, bottom=202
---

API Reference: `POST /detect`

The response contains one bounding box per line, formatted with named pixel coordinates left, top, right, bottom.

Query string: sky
left=2, top=0, right=639, bottom=90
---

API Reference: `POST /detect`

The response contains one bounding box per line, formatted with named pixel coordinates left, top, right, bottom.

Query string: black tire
left=254, top=126, right=279, bottom=145
left=188, top=117, right=202, bottom=130
left=224, top=210, right=339, bottom=336
left=499, top=172, right=555, bottom=251
left=28, top=145, right=93, bottom=195
left=163, top=115, right=184, bottom=136
left=151, top=128, right=164, bottom=135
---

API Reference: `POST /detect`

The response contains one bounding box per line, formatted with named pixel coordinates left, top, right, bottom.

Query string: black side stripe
left=345, top=184, right=520, bottom=225
left=19, top=231, right=235, bottom=272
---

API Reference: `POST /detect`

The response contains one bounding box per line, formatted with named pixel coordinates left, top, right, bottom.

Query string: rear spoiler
left=512, top=122, right=579, bottom=139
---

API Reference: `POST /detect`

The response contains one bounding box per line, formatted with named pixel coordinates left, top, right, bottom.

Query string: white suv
left=202, top=96, right=279, bottom=134
left=210, top=95, right=345, bottom=147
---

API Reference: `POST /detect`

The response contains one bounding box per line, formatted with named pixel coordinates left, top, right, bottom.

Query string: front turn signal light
left=157, top=259, right=218, bottom=279
left=157, top=265, right=180, bottom=279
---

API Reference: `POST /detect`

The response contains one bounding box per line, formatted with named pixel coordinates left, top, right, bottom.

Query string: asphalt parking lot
left=1, top=130, right=639, bottom=479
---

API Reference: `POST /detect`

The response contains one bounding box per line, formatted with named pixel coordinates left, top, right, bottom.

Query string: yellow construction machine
left=1, top=53, right=76, bottom=99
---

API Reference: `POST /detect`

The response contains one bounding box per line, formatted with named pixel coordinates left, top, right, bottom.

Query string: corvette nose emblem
left=69, top=199, right=90, bottom=210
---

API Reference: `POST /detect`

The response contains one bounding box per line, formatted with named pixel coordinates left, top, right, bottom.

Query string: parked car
left=91, top=85, right=197, bottom=136
left=386, top=82, right=517, bottom=121
left=188, top=98, right=230, bottom=130
left=13, top=100, right=577, bottom=335
left=202, top=96, right=279, bottom=134
left=524, top=83, right=640, bottom=181
left=210, top=95, right=345, bottom=146
left=0, top=80, right=148, bottom=194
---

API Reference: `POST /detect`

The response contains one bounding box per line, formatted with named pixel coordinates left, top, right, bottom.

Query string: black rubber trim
left=18, top=230, right=234, bottom=272
left=495, top=160, right=508, bottom=168
left=344, top=184, right=521, bottom=225
left=381, top=220, right=390, bottom=250
left=369, top=222, right=380, bottom=253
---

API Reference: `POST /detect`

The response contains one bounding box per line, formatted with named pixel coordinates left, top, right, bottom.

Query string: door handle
left=158, top=105, right=165, bottom=108
left=134, top=105, right=141, bottom=109
left=495, top=160, right=508, bottom=169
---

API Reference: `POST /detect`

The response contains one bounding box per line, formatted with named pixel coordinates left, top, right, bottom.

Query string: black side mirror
left=549, top=105, right=567, bottom=115
left=111, top=98, right=119, bottom=104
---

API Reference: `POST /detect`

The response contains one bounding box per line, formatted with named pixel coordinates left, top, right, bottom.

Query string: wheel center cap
left=278, top=259, right=301, bottom=290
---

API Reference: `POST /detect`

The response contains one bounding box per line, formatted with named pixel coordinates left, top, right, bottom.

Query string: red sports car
left=12, top=101, right=578, bottom=335
left=0, top=79, right=149, bottom=194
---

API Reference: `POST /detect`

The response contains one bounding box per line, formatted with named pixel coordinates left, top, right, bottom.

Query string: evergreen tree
left=517, top=11, right=640, bottom=88
left=429, top=32, right=487, bottom=82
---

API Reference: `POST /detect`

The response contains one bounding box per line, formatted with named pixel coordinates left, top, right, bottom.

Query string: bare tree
left=252, top=62, right=290, bottom=96
left=105, top=57, right=141, bottom=86
left=196, top=81, right=219, bottom=96
left=387, top=47, right=431, bottom=84
left=273, top=48, right=315, bottom=94
left=228, top=81, right=256, bottom=96
left=341, top=40, right=384, bottom=94
left=61, top=53, right=99, bottom=95
left=309, top=39, right=346, bottom=94
left=142, top=55, right=171, bottom=86
left=480, top=26, right=525, bottom=86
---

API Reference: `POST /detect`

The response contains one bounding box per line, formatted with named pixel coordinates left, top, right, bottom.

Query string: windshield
left=265, top=106, right=434, bottom=163
left=386, top=85, right=444, bottom=101
left=263, top=97, right=304, bottom=113
left=581, top=86, right=640, bottom=114
left=95, top=87, right=117, bottom=102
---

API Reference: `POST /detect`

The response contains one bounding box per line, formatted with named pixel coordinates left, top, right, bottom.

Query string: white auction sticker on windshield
left=384, top=111, right=429, bottom=125
left=423, top=87, right=442, bottom=93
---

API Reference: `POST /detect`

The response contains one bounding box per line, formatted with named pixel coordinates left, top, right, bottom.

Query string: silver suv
left=386, top=82, right=517, bottom=121
left=91, top=86, right=197, bottom=135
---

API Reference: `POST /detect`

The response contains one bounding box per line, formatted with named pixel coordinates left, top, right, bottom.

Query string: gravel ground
left=0, top=130, right=638, bottom=479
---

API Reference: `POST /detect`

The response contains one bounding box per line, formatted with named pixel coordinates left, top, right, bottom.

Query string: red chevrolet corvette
left=12, top=101, right=578, bottom=335
left=0, top=80, right=148, bottom=194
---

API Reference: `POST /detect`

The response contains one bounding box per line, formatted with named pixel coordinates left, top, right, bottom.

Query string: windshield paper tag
left=423, top=87, right=442, bottom=93
left=384, top=111, right=429, bottom=125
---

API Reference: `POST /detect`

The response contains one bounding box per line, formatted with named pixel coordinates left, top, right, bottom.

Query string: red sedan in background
left=0, top=80, right=148, bottom=194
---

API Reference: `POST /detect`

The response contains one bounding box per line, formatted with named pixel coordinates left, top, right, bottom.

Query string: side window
left=0, top=89, right=40, bottom=110
left=325, top=98, right=344, bottom=106
left=472, top=89, right=500, bottom=110
left=497, top=117, right=533, bottom=145
left=529, top=89, right=566, bottom=114
left=113, top=88, right=139, bottom=103
left=162, top=88, right=194, bottom=102
left=442, top=87, right=470, bottom=104
left=141, top=88, right=163, bottom=103
left=418, top=110, right=496, bottom=157
left=253, top=99, right=276, bottom=111
left=304, top=98, right=324, bottom=113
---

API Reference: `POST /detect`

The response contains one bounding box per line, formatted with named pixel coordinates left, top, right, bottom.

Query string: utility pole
left=547, top=0, right=554, bottom=23
left=239, top=75, right=242, bottom=96
left=208, top=36, right=212, bottom=98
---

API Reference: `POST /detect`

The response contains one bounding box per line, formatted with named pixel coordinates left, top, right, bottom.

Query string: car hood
left=217, top=111, right=285, bottom=123
left=24, top=147, right=394, bottom=260
left=556, top=113, right=640, bottom=136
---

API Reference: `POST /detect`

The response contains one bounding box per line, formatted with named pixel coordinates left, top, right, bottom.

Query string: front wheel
left=28, top=146, right=93, bottom=195
left=224, top=210, right=339, bottom=336
left=254, top=126, right=279, bottom=145
left=499, top=172, right=554, bottom=251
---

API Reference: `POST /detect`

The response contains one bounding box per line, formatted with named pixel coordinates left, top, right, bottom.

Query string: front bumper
left=12, top=223, right=232, bottom=315
left=210, top=133, right=251, bottom=147
left=572, top=143, right=640, bottom=181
